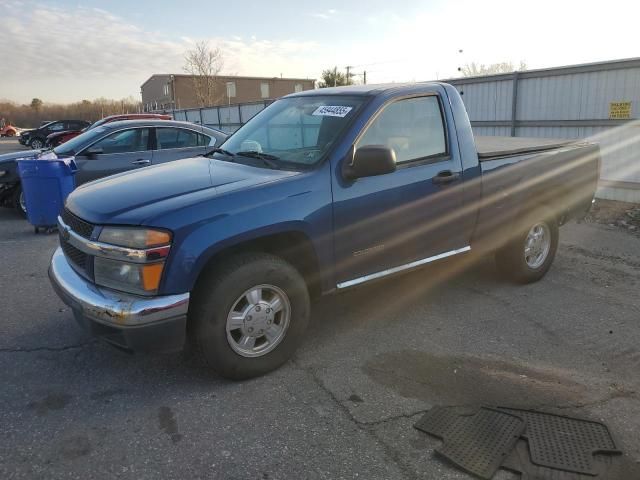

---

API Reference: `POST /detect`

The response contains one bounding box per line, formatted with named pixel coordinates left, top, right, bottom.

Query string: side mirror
left=343, top=145, right=396, bottom=180
left=84, top=146, right=104, bottom=158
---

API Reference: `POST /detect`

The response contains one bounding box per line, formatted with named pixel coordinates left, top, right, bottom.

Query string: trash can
left=17, top=157, right=77, bottom=233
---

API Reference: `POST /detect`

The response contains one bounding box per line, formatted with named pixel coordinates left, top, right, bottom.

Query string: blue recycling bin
left=17, top=158, right=77, bottom=233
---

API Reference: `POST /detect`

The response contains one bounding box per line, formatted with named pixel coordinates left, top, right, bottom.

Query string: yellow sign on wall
left=609, top=101, right=632, bottom=119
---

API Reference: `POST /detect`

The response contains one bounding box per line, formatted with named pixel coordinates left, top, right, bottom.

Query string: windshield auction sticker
left=312, top=106, right=353, bottom=117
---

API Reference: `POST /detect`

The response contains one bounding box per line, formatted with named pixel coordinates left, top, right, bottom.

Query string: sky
left=1, top=0, right=638, bottom=104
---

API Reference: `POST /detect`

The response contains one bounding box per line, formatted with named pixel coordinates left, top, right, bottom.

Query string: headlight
left=94, top=257, right=165, bottom=295
left=94, top=227, right=172, bottom=295
left=98, top=226, right=171, bottom=249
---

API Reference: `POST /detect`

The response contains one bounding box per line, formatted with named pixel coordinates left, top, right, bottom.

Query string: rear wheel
left=29, top=137, right=44, bottom=149
left=12, top=185, right=26, bottom=218
left=190, top=253, right=310, bottom=380
left=495, top=206, right=558, bottom=284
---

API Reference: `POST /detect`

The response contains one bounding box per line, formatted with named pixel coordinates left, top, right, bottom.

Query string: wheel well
left=196, top=232, right=322, bottom=299
left=0, top=182, right=20, bottom=206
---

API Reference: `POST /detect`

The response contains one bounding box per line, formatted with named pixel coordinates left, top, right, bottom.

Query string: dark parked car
left=1, top=120, right=227, bottom=216
left=19, top=120, right=91, bottom=149
left=46, top=113, right=172, bottom=148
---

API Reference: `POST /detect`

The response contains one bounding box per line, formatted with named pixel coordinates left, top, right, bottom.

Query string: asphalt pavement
left=0, top=137, right=30, bottom=154
left=1, top=136, right=640, bottom=479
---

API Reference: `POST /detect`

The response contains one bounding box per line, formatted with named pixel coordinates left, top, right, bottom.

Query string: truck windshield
left=217, top=95, right=366, bottom=168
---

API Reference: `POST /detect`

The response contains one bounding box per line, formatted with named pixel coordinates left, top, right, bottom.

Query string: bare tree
left=30, top=98, right=43, bottom=113
left=0, top=97, right=141, bottom=128
left=461, top=61, right=527, bottom=77
left=183, top=41, right=225, bottom=107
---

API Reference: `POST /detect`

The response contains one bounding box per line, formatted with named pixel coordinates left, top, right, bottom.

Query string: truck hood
left=66, top=157, right=300, bottom=225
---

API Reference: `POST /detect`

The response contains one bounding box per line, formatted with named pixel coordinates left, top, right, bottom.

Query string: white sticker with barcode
left=312, top=106, right=353, bottom=117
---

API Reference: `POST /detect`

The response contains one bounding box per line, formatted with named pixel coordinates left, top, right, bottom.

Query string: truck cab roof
left=285, top=82, right=445, bottom=98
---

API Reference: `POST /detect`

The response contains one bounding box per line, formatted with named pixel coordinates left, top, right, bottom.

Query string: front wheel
left=495, top=206, right=559, bottom=284
left=29, top=137, right=44, bottom=149
left=190, top=253, right=310, bottom=380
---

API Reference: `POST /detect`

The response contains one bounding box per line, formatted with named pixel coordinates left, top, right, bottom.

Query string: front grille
left=61, top=239, right=87, bottom=269
left=61, top=209, right=94, bottom=239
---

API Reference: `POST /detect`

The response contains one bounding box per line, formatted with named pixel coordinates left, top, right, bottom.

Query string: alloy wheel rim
left=524, top=222, right=551, bottom=269
left=225, top=284, right=291, bottom=358
left=19, top=191, right=26, bottom=213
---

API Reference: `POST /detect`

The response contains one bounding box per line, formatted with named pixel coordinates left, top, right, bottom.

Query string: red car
left=0, top=125, right=19, bottom=137
left=45, top=113, right=172, bottom=147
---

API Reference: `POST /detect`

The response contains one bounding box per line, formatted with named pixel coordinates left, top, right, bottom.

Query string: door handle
left=432, top=170, right=460, bottom=185
left=131, top=159, right=151, bottom=165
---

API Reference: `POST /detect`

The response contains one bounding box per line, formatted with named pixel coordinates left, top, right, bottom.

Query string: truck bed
left=476, top=136, right=574, bottom=160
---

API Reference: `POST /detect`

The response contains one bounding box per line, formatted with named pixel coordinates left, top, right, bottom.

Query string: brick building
left=141, top=74, right=316, bottom=111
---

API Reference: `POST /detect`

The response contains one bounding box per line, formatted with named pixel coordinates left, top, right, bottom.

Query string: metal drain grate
left=415, top=407, right=525, bottom=479
left=498, top=408, right=620, bottom=475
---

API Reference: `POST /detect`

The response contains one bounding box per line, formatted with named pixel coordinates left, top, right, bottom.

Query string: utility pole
left=170, top=74, right=176, bottom=113
left=344, top=65, right=366, bottom=85
left=456, top=49, right=464, bottom=77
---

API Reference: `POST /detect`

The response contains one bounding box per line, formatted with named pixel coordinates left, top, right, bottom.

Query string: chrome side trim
left=336, top=246, right=471, bottom=289
left=49, top=248, right=189, bottom=327
left=58, top=216, right=168, bottom=264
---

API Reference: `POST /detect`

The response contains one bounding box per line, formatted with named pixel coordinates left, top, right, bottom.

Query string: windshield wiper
left=203, top=147, right=236, bottom=158
left=236, top=151, right=280, bottom=169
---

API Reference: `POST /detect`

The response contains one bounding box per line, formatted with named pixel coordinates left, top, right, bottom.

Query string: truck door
left=332, top=94, right=469, bottom=287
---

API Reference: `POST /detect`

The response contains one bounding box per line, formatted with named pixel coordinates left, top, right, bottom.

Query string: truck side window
left=356, top=96, right=447, bottom=164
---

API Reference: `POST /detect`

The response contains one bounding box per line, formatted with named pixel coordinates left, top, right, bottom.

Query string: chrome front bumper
left=48, top=247, right=190, bottom=352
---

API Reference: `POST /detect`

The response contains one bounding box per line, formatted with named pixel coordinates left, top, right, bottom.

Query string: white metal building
left=443, top=58, right=640, bottom=203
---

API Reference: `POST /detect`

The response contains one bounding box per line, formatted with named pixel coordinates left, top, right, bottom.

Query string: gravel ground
left=0, top=135, right=639, bottom=478
left=583, top=199, right=640, bottom=235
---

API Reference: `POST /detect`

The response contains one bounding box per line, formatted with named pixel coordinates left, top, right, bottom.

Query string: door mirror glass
left=84, top=146, right=104, bottom=158
left=344, top=145, right=396, bottom=180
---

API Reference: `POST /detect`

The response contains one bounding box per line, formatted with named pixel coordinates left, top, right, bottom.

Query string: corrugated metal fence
left=444, top=58, right=640, bottom=202
left=171, top=100, right=274, bottom=134
left=171, top=59, right=640, bottom=202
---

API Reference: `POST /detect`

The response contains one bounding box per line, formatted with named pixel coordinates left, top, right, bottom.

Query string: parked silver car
left=0, top=120, right=227, bottom=215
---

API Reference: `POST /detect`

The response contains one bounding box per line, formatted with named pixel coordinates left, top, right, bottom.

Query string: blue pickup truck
left=49, top=83, right=600, bottom=379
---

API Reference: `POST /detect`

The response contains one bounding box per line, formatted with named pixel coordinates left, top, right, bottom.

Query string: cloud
left=0, top=3, right=185, bottom=82
left=0, top=1, right=320, bottom=103
left=310, top=9, right=338, bottom=20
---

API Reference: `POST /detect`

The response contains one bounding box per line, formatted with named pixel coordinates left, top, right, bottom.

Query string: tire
left=190, top=252, right=310, bottom=380
left=29, top=137, right=44, bottom=149
left=495, top=205, right=559, bottom=284
left=12, top=185, right=27, bottom=218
